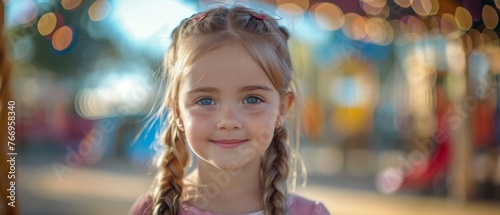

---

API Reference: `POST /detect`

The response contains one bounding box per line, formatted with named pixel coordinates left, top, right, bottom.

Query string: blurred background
left=2, top=0, right=500, bottom=214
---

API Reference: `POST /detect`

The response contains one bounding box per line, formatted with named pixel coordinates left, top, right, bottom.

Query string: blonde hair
left=152, top=5, right=296, bottom=215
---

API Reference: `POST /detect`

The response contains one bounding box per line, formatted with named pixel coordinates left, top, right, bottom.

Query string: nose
left=217, top=104, right=242, bottom=131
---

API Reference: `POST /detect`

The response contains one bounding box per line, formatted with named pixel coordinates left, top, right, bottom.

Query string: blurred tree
left=0, top=2, right=18, bottom=215
left=8, top=0, right=119, bottom=78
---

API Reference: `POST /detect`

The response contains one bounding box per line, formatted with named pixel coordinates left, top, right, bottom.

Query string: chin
left=218, top=160, right=244, bottom=170
left=208, top=158, right=249, bottom=172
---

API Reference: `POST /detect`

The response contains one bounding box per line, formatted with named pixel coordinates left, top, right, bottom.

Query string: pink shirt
left=130, top=193, right=330, bottom=215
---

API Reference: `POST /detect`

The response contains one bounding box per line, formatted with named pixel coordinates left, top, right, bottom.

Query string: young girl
left=130, top=5, right=330, bottom=215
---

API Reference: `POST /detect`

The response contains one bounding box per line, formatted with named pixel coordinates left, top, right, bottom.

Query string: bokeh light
left=12, top=37, right=35, bottom=63
left=482, top=5, right=499, bottom=30
left=310, top=2, right=344, bottom=31
left=365, top=17, right=393, bottom=45
left=482, top=28, right=499, bottom=44
left=14, top=0, right=38, bottom=25
left=486, top=46, right=500, bottom=73
left=62, top=0, right=83, bottom=11
left=276, top=0, right=309, bottom=12
left=75, top=81, right=152, bottom=119
left=52, top=25, right=75, bottom=51
left=378, top=5, right=391, bottom=19
left=380, top=20, right=394, bottom=45
left=429, top=15, right=441, bottom=34
left=389, top=19, right=403, bottom=43
left=394, top=0, right=413, bottom=8
left=342, top=13, right=365, bottom=40
left=446, top=40, right=466, bottom=75
left=301, top=97, right=325, bottom=140
left=361, top=0, right=385, bottom=17
left=277, top=2, right=305, bottom=16
left=461, top=32, right=473, bottom=54
left=20, top=78, right=38, bottom=107
left=37, top=12, right=58, bottom=37
left=482, top=30, right=492, bottom=45
left=376, top=168, right=404, bottom=194
left=455, top=7, right=473, bottom=31
left=89, top=0, right=112, bottom=21
left=440, top=13, right=459, bottom=38
left=113, top=0, right=194, bottom=41
left=353, top=15, right=369, bottom=41
left=361, top=0, right=387, bottom=8
left=411, top=0, right=439, bottom=17
left=402, top=15, right=427, bottom=41
left=470, top=28, right=486, bottom=51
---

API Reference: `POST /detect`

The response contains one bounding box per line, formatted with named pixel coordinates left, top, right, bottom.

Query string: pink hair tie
left=250, top=12, right=266, bottom=20
left=194, top=13, right=207, bottom=21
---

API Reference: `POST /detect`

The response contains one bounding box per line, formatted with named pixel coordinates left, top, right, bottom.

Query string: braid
left=151, top=115, right=189, bottom=215
left=151, top=14, right=194, bottom=215
left=261, top=127, right=289, bottom=215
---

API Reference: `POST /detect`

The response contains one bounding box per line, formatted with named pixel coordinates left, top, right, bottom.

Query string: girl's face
left=178, top=44, right=287, bottom=171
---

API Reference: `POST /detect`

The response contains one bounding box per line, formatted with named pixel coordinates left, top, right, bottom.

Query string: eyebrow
left=240, top=85, right=273, bottom=92
left=186, top=87, right=219, bottom=95
left=186, top=85, right=273, bottom=95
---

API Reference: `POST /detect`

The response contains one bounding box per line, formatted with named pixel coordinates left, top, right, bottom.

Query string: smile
left=211, top=139, right=247, bottom=148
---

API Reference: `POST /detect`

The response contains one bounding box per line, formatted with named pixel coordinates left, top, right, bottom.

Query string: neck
left=184, top=158, right=264, bottom=213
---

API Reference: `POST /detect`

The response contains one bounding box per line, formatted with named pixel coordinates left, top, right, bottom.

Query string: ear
left=278, top=92, right=294, bottom=121
left=173, top=108, right=185, bottom=131
left=173, top=107, right=182, bottom=121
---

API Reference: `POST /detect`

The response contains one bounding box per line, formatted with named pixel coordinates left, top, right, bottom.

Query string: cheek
left=181, top=112, right=211, bottom=142
left=182, top=114, right=209, bottom=155
left=251, top=106, right=280, bottom=126
left=181, top=109, right=209, bottom=128
left=249, top=110, right=278, bottom=150
left=253, top=126, right=274, bottom=151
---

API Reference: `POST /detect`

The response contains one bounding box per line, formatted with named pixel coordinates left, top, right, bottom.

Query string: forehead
left=183, top=44, right=274, bottom=90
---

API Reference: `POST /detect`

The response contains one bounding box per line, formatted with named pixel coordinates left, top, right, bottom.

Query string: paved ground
left=15, top=157, right=500, bottom=215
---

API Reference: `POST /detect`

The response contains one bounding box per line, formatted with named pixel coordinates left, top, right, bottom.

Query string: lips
left=211, top=139, right=247, bottom=148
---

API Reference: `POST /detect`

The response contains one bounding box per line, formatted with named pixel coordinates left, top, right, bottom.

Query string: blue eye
left=244, top=96, right=262, bottom=104
left=197, top=98, right=215, bottom=105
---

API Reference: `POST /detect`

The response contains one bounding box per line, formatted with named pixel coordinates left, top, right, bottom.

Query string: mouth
left=211, top=139, right=247, bottom=148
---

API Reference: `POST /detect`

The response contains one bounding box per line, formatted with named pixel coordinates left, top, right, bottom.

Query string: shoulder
left=287, top=194, right=331, bottom=215
left=130, top=193, right=153, bottom=215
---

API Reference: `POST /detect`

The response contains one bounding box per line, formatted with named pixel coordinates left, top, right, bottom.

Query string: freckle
left=257, top=128, right=273, bottom=147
